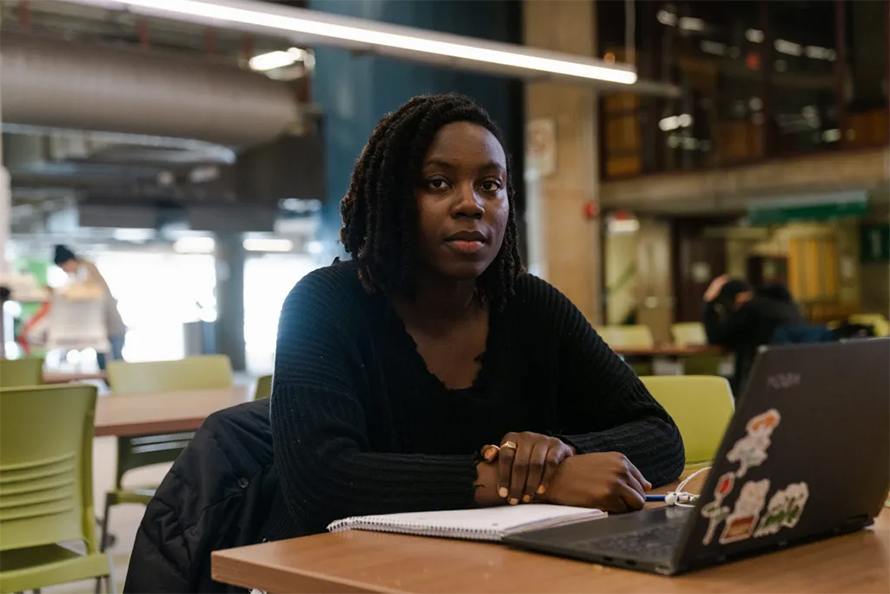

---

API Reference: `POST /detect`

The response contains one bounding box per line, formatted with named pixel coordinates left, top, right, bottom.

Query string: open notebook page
left=328, top=504, right=606, bottom=542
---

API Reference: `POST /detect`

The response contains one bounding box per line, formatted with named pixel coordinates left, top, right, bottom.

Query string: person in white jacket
left=54, top=245, right=126, bottom=369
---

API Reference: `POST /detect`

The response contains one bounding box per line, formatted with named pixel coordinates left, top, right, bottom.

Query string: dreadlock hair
left=339, top=93, right=523, bottom=311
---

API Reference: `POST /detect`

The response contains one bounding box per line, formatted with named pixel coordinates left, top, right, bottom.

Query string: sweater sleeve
left=270, top=268, right=478, bottom=534
left=521, top=277, right=685, bottom=487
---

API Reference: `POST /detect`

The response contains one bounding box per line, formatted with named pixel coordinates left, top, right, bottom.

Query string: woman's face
left=413, top=121, right=509, bottom=282
left=60, top=259, right=79, bottom=274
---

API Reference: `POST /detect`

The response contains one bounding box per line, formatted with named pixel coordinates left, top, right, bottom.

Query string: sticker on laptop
left=726, top=409, right=781, bottom=478
left=700, top=472, right=736, bottom=545
left=719, top=479, right=770, bottom=544
left=754, top=482, right=810, bottom=538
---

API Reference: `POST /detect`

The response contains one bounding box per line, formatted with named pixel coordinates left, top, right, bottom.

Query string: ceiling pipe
left=0, top=30, right=303, bottom=147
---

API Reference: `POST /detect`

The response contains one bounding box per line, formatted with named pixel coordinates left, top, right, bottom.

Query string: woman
left=54, top=245, right=126, bottom=368
left=265, top=94, right=684, bottom=541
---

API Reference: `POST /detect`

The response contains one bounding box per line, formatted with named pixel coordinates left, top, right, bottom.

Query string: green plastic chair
left=670, top=322, right=722, bottom=375
left=100, top=355, right=234, bottom=551
left=0, top=358, right=44, bottom=388
left=0, top=384, right=114, bottom=593
left=598, top=325, right=655, bottom=349
left=106, top=355, right=234, bottom=395
left=598, top=325, right=655, bottom=376
left=641, top=375, right=735, bottom=469
left=253, top=374, right=272, bottom=401
left=849, top=314, right=890, bottom=337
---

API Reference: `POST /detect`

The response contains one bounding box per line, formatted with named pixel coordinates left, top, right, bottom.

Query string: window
left=597, top=0, right=887, bottom=180
left=768, top=0, right=839, bottom=155
left=843, top=0, right=889, bottom=148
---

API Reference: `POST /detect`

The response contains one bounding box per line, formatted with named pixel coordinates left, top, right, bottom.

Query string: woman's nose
left=452, top=184, right=484, bottom=218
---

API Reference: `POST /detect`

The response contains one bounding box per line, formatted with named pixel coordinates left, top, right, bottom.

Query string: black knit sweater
left=266, top=262, right=684, bottom=539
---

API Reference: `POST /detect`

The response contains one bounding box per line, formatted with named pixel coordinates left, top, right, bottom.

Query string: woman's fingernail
left=509, top=498, right=519, bottom=505
left=498, top=487, right=508, bottom=498
left=522, top=495, right=531, bottom=503
left=537, top=485, right=546, bottom=495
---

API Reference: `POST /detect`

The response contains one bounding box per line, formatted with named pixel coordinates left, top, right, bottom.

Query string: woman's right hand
left=480, top=432, right=574, bottom=506
left=703, top=274, right=729, bottom=302
left=538, top=452, right=652, bottom=513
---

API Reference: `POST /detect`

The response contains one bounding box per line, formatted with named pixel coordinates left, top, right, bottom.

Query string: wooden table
left=212, top=474, right=890, bottom=593
left=94, top=386, right=251, bottom=437
left=43, top=370, right=108, bottom=384
left=612, top=345, right=724, bottom=358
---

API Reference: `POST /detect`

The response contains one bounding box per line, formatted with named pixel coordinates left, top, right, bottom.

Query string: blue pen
left=645, top=494, right=666, bottom=502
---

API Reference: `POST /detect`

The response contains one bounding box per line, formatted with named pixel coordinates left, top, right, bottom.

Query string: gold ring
left=500, top=441, right=518, bottom=450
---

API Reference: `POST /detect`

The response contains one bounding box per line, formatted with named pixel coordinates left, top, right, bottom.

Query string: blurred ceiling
left=0, top=0, right=296, bottom=62
left=1, top=0, right=321, bottom=235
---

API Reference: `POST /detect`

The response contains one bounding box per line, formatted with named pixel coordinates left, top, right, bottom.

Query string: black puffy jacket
left=124, top=399, right=278, bottom=593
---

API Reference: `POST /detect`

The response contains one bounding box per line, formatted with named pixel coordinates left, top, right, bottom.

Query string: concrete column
left=214, top=233, right=246, bottom=372
left=0, top=4, right=10, bottom=356
left=523, top=0, right=603, bottom=323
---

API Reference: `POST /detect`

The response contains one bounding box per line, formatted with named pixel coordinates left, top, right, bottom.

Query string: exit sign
left=861, top=225, right=890, bottom=263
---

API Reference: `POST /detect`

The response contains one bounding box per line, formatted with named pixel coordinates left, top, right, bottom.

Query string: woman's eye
left=481, top=180, right=502, bottom=192
left=427, top=178, right=448, bottom=190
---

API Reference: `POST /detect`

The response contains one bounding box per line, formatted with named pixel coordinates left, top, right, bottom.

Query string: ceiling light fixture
left=64, top=0, right=640, bottom=86
left=249, top=50, right=298, bottom=71
left=173, top=237, right=215, bottom=254
left=249, top=47, right=312, bottom=71
left=243, top=238, right=294, bottom=252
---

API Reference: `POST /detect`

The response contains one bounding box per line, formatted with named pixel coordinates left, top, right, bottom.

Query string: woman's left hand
left=481, top=432, right=575, bottom=505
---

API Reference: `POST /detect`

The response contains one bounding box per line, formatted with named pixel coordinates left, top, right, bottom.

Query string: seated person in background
left=264, top=94, right=684, bottom=542
left=702, top=275, right=803, bottom=395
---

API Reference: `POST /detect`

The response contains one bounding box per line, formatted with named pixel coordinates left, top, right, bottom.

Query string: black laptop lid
left=678, top=338, right=890, bottom=568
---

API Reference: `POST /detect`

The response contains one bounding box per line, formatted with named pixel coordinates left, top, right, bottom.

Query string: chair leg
left=97, top=495, right=113, bottom=593
left=105, top=558, right=118, bottom=594
left=99, top=496, right=111, bottom=552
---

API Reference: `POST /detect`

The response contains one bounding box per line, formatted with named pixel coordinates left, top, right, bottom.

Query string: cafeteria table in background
left=94, top=385, right=251, bottom=437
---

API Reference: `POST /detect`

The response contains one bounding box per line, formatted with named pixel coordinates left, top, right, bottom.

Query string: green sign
left=748, top=199, right=869, bottom=226
left=861, top=225, right=890, bottom=263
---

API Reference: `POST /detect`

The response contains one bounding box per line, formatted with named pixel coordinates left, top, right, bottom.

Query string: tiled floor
left=45, top=437, right=171, bottom=594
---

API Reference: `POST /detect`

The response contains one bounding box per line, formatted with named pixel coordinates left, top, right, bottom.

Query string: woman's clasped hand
left=479, top=433, right=652, bottom=512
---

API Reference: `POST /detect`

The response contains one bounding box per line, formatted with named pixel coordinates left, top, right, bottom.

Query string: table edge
left=212, top=549, right=403, bottom=594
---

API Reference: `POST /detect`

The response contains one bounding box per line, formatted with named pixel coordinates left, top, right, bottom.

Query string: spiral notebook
left=327, top=504, right=606, bottom=542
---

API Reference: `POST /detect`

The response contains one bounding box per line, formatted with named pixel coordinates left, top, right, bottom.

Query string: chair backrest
left=0, top=358, right=44, bottom=388
left=106, top=356, right=233, bottom=488
left=253, top=375, right=272, bottom=401
left=107, top=355, right=233, bottom=394
left=671, top=322, right=708, bottom=346
left=640, top=375, right=735, bottom=466
left=597, top=325, right=655, bottom=349
left=46, top=294, right=110, bottom=353
left=849, top=314, right=890, bottom=337
left=0, top=384, right=99, bottom=553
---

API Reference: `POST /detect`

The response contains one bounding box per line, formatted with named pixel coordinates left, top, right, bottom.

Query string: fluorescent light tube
left=63, top=0, right=638, bottom=85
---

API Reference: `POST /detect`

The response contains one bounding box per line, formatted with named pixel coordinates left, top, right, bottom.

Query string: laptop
left=505, top=338, right=890, bottom=575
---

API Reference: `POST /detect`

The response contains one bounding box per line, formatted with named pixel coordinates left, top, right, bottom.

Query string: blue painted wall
left=307, top=0, right=525, bottom=255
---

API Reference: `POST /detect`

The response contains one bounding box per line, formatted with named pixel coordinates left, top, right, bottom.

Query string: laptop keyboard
left=574, top=521, right=686, bottom=560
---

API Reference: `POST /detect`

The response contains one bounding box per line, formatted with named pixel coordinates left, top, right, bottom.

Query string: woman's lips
left=446, top=239, right=485, bottom=254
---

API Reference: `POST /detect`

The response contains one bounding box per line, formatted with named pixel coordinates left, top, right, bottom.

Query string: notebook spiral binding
left=328, top=517, right=502, bottom=541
